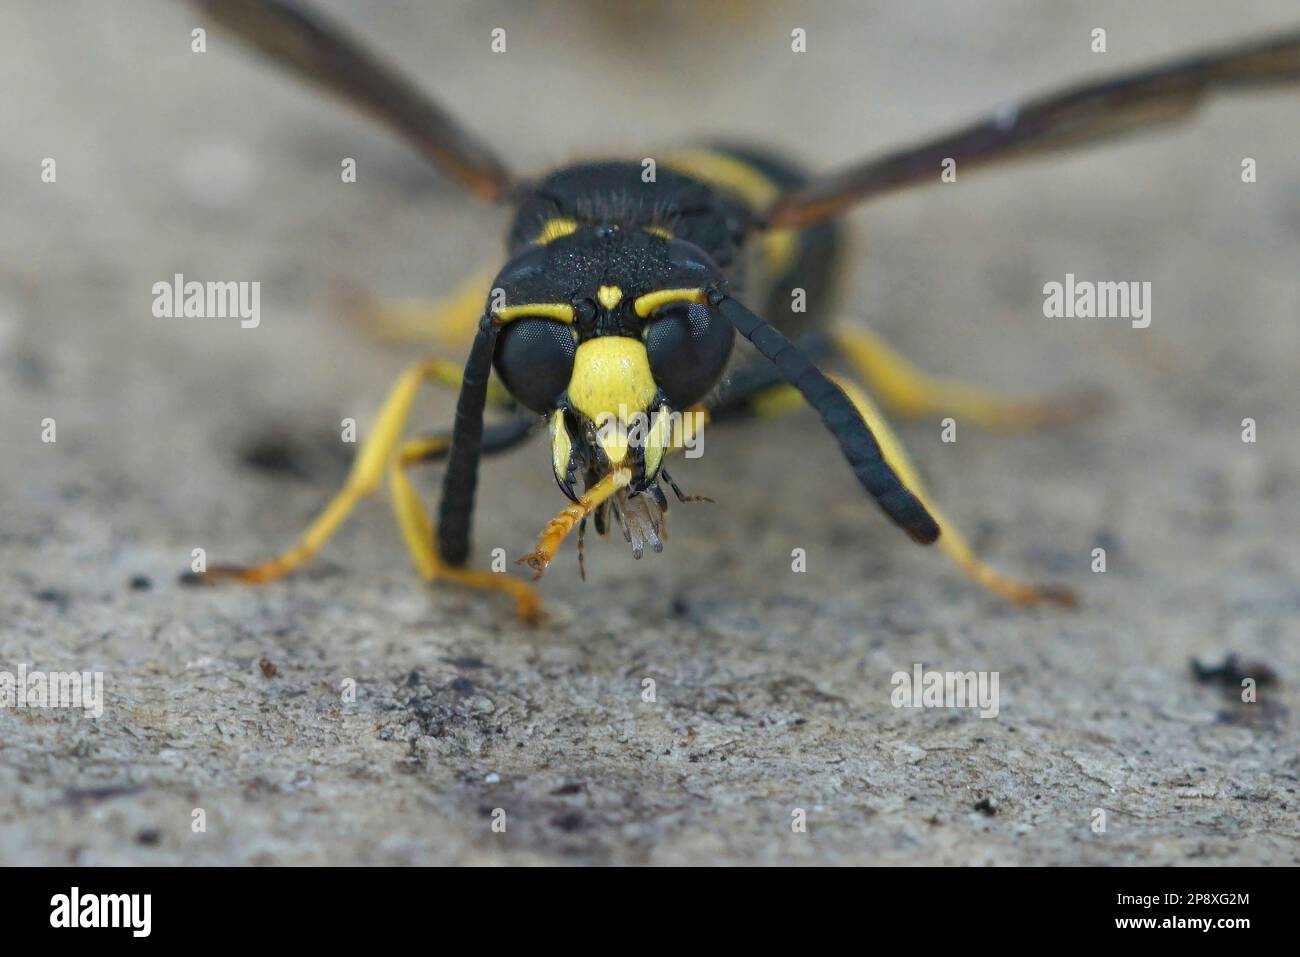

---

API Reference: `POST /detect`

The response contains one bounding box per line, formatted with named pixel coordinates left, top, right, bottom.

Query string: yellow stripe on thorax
left=533, top=218, right=580, bottom=244
left=663, top=149, right=797, bottom=276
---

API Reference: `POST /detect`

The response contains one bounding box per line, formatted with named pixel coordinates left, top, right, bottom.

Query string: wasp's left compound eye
left=644, top=301, right=735, bottom=409
left=494, top=318, right=577, bottom=414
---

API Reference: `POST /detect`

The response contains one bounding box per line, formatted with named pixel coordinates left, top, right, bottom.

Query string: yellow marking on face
left=643, top=225, right=673, bottom=239
left=633, top=287, right=708, bottom=318
left=661, top=148, right=798, bottom=277
left=566, top=337, right=658, bottom=464
left=643, top=407, right=671, bottom=479
left=597, top=285, right=623, bottom=310
left=534, top=218, right=580, bottom=244
left=495, top=303, right=575, bottom=324
left=549, top=412, right=572, bottom=484
left=593, top=412, right=630, bottom=466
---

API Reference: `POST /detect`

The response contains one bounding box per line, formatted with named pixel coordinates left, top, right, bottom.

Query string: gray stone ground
left=2, top=1, right=1297, bottom=866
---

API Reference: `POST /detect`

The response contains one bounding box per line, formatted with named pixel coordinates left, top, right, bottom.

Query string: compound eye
left=493, top=318, right=577, bottom=414
left=644, top=301, right=735, bottom=409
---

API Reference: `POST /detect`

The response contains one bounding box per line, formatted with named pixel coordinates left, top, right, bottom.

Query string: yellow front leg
left=191, top=357, right=540, bottom=620
left=195, top=359, right=449, bottom=584
left=834, top=325, right=1103, bottom=430
left=389, top=441, right=540, bottom=621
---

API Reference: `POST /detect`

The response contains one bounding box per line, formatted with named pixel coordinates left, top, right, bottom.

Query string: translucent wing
left=768, top=30, right=1300, bottom=229
left=189, top=0, right=513, bottom=201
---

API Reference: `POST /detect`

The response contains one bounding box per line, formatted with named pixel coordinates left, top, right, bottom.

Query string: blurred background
left=2, top=1, right=1297, bottom=865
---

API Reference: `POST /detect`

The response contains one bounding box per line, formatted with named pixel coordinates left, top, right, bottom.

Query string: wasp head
left=488, top=225, right=731, bottom=559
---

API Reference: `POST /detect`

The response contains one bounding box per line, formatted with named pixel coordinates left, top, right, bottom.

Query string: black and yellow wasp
left=185, top=0, right=1300, bottom=621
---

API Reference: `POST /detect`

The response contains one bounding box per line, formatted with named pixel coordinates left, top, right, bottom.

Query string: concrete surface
left=1, top=0, right=1297, bottom=865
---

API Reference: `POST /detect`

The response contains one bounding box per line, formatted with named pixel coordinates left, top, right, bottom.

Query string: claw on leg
left=181, top=479, right=373, bottom=586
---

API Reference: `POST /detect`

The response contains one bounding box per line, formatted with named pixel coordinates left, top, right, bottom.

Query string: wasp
left=184, top=0, right=1300, bottom=621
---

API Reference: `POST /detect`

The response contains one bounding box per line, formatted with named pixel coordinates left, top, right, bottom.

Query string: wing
left=767, top=29, right=1300, bottom=229
left=188, top=0, right=514, bottom=201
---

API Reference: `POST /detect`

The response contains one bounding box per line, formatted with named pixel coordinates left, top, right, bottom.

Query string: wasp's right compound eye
left=493, top=318, right=578, bottom=414
left=644, top=301, right=734, bottom=410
